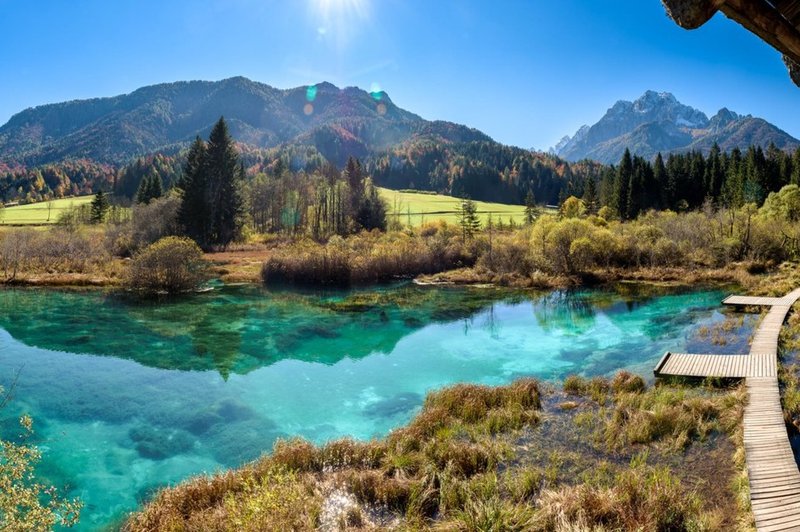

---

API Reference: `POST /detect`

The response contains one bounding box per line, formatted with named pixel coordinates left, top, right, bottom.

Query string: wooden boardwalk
left=654, top=288, right=800, bottom=531
left=654, top=352, right=774, bottom=379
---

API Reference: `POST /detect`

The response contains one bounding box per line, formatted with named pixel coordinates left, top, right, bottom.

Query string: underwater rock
left=182, top=410, right=224, bottom=435
left=128, top=425, right=195, bottom=460
left=214, top=398, right=255, bottom=422
left=363, top=392, right=422, bottom=419
left=206, top=418, right=283, bottom=467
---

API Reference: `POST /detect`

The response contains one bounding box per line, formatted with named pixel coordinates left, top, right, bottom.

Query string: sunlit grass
left=1, top=196, right=95, bottom=225
left=378, top=187, right=539, bottom=227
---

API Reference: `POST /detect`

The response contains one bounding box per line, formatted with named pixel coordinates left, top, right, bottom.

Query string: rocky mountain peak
left=555, top=91, right=797, bottom=163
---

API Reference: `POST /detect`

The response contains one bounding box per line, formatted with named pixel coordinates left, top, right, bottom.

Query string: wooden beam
left=661, top=0, right=728, bottom=29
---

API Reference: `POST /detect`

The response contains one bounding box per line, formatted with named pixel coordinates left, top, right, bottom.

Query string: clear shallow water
left=0, top=283, right=755, bottom=530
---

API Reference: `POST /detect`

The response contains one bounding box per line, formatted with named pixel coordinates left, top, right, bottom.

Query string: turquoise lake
left=0, top=283, right=756, bottom=530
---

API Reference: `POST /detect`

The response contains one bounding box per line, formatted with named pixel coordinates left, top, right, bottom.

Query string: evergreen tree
left=744, top=146, right=766, bottom=204
left=615, top=149, right=632, bottom=219
left=90, top=190, right=110, bottom=224
left=723, top=147, right=744, bottom=207
left=355, top=179, right=387, bottom=231
left=792, top=147, right=800, bottom=186
left=178, top=136, right=211, bottom=246
left=136, top=171, right=163, bottom=205
left=149, top=172, right=163, bottom=200
left=136, top=174, right=150, bottom=204
left=205, top=117, right=245, bottom=248
left=582, top=175, right=597, bottom=214
left=626, top=157, right=645, bottom=219
left=665, top=154, right=681, bottom=210
left=457, top=198, right=481, bottom=240
left=653, top=153, right=667, bottom=209
left=344, top=156, right=365, bottom=222
left=523, top=190, right=537, bottom=224
left=705, top=143, right=724, bottom=200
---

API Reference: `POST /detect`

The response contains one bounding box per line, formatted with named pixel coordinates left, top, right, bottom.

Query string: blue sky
left=0, top=0, right=797, bottom=150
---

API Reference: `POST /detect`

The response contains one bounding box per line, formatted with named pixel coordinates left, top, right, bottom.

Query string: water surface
left=0, top=283, right=755, bottom=529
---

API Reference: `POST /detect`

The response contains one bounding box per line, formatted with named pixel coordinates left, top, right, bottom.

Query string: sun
left=312, top=0, right=369, bottom=23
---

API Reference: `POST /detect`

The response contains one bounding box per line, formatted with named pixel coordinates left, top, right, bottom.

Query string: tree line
left=590, top=144, right=800, bottom=220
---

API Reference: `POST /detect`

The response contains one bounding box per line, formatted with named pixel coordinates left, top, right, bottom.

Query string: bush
left=125, top=236, right=210, bottom=294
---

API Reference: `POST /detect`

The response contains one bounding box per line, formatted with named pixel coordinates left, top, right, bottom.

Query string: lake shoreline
left=1, top=245, right=760, bottom=293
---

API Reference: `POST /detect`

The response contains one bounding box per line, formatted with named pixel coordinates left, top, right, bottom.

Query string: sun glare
left=313, top=0, right=369, bottom=20
left=311, top=0, right=370, bottom=48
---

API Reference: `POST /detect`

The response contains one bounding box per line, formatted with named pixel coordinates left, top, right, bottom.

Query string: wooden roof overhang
left=662, top=0, right=800, bottom=86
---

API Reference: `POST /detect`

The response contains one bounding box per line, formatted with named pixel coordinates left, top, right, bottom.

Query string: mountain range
left=0, top=76, right=490, bottom=167
left=2, top=80, right=798, bottom=170
left=554, top=91, right=800, bottom=163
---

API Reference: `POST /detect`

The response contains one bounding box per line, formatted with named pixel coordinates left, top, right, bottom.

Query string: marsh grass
left=778, top=306, right=800, bottom=431
left=125, top=378, right=542, bottom=530
left=531, top=460, right=708, bottom=531
left=697, top=315, right=746, bottom=345
left=124, top=372, right=741, bottom=531
left=563, top=372, right=744, bottom=451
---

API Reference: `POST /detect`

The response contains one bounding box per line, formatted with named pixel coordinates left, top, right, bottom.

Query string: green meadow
left=1, top=196, right=95, bottom=225
left=379, top=187, right=530, bottom=227
left=3, top=190, right=536, bottom=228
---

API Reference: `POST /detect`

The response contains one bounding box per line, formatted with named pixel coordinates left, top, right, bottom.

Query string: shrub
left=0, top=228, right=35, bottom=281
left=125, top=236, right=210, bottom=294
left=107, top=195, right=181, bottom=256
left=262, top=229, right=476, bottom=286
left=0, top=227, right=107, bottom=281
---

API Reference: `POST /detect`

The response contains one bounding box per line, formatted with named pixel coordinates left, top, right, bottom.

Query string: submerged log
left=661, top=0, right=726, bottom=29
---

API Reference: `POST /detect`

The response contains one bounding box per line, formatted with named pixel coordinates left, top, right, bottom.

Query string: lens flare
left=369, top=81, right=382, bottom=100
left=306, top=85, right=317, bottom=102
left=376, top=103, right=387, bottom=115
left=303, top=103, right=314, bottom=115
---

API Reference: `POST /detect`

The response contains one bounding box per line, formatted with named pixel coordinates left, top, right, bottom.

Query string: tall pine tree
left=582, top=175, right=597, bottom=214
left=205, top=117, right=245, bottom=248
left=178, top=136, right=211, bottom=247
left=90, top=190, right=110, bottom=224
left=615, top=148, right=632, bottom=219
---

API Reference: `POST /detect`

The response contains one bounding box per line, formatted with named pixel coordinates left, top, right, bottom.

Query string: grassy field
left=379, top=187, right=530, bottom=227
left=1, top=196, right=95, bottom=225
left=3, top=189, right=534, bottom=228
